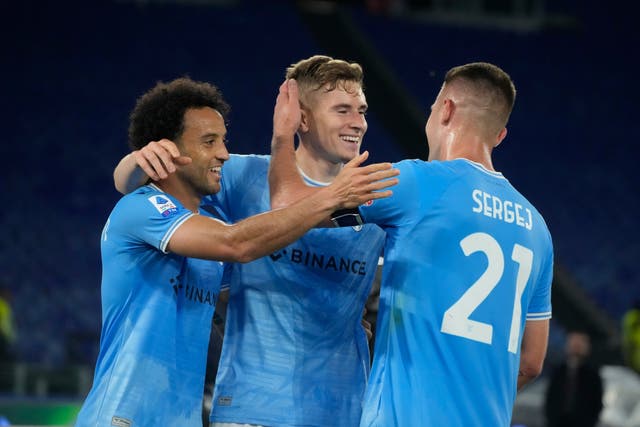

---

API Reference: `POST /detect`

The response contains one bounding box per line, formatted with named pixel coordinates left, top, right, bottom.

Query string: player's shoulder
left=393, top=158, right=460, bottom=179
left=496, top=177, right=553, bottom=242
left=220, top=153, right=270, bottom=182
left=226, top=153, right=270, bottom=168
left=113, top=184, right=183, bottom=220
left=392, top=158, right=424, bottom=176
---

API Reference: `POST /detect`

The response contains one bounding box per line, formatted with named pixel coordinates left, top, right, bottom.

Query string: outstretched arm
left=168, top=158, right=382, bottom=262
left=268, top=79, right=399, bottom=212
left=113, top=139, right=192, bottom=194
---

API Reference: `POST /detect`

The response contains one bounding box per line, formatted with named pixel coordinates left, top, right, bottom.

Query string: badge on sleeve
left=148, top=195, right=178, bottom=217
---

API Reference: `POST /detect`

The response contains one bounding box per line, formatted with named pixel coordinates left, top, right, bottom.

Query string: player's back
left=360, top=159, right=553, bottom=427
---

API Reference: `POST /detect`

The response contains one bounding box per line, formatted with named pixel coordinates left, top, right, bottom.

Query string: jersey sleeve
left=108, top=190, right=194, bottom=253
left=526, top=231, right=554, bottom=320
left=359, top=159, right=422, bottom=228
left=211, top=154, right=268, bottom=222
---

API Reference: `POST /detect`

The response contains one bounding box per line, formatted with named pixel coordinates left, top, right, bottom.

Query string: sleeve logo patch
left=148, top=195, right=178, bottom=217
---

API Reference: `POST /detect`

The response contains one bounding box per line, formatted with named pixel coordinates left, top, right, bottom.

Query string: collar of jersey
left=460, top=158, right=506, bottom=179
left=147, top=183, right=164, bottom=192
left=297, top=165, right=331, bottom=187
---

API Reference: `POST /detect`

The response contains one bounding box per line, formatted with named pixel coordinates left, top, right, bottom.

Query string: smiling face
left=300, top=80, right=368, bottom=165
left=175, top=107, right=229, bottom=196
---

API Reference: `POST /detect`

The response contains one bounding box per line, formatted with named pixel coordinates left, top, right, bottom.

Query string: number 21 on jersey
left=440, top=232, right=533, bottom=354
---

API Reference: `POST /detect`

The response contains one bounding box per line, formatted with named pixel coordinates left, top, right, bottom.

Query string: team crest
left=148, top=195, right=178, bottom=217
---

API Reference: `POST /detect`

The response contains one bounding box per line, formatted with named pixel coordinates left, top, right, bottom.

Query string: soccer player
left=112, top=56, right=391, bottom=427
left=269, top=62, right=554, bottom=427
left=76, top=77, right=397, bottom=427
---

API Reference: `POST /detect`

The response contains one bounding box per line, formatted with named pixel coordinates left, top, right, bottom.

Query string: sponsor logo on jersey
left=148, top=195, right=178, bottom=217
left=269, top=248, right=367, bottom=276
left=170, top=276, right=217, bottom=306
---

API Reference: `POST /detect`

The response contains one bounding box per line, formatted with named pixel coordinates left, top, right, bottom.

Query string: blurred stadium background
left=1, top=0, right=639, bottom=425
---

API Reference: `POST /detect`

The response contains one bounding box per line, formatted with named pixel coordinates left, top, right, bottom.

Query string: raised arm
left=517, top=319, right=549, bottom=390
left=168, top=161, right=381, bottom=262
left=268, top=79, right=399, bottom=211
left=114, top=139, right=192, bottom=194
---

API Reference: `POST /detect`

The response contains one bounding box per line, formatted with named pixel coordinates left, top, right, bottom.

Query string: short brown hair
left=445, top=62, right=516, bottom=123
left=286, top=55, right=364, bottom=104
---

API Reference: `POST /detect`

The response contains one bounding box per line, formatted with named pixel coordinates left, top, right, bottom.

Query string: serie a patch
left=148, top=195, right=178, bottom=217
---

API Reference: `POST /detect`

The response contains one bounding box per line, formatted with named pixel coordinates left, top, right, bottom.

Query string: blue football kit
left=76, top=184, right=224, bottom=427
left=359, top=159, right=553, bottom=427
left=209, top=154, right=386, bottom=427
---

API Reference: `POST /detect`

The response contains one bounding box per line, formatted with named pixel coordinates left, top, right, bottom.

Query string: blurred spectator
left=622, top=299, right=640, bottom=374
left=545, top=331, right=603, bottom=427
left=0, top=284, right=17, bottom=363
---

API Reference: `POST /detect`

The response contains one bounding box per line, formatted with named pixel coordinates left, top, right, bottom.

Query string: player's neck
left=155, top=178, right=201, bottom=213
left=455, top=150, right=494, bottom=172
left=295, top=146, right=342, bottom=184
left=442, top=132, right=495, bottom=172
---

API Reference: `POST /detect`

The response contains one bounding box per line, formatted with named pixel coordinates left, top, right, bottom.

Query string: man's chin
left=201, top=184, right=221, bottom=196
left=342, top=153, right=360, bottom=163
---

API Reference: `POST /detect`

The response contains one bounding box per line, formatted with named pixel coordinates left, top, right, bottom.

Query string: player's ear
left=442, top=99, right=454, bottom=125
left=299, top=107, right=310, bottom=133
left=495, top=127, right=507, bottom=147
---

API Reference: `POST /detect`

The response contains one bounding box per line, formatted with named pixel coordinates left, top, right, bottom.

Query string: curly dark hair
left=128, top=77, right=230, bottom=150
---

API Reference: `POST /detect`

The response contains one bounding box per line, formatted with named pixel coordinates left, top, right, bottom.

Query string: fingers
left=346, top=164, right=399, bottom=189
left=362, top=170, right=400, bottom=190
left=359, top=161, right=396, bottom=175
left=344, top=151, right=370, bottom=169
left=156, top=138, right=181, bottom=158
left=273, top=79, right=302, bottom=138
left=367, top=177, right=399, bottom=192
left=276, top=80, right=288, bottom=105
left=133, top=150, right=160, bottom=181
left=365, top=189, right=394, bottom=201
left=174, top=156, right=192, bottom=166
left=134, top=139, right=188, bottom=181
left=279, top=79, right=288, bottom=93
left=276, top=79, right=297, bottom=107
left=347, top=163, right=399, bottom=192
left=287, top=79, right=298, bottom=107
left=141, top=149, right=171, bottom=180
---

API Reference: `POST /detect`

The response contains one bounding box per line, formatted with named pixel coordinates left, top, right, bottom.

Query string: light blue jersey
left=209, top=154, right=385, bottom=427
left=76, top=184, right=224, bottom=427
left=359, top=159, right=553, bottom=427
